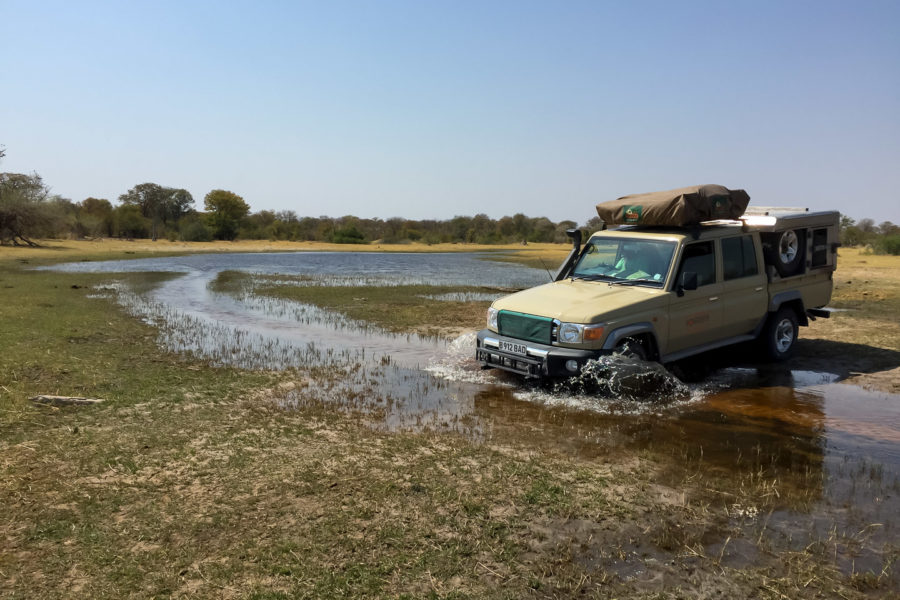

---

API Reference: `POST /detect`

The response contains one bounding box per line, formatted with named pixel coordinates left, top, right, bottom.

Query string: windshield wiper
left=570, top=273, right=615, bottom=282
left=607, top=278, right=659, bottom=287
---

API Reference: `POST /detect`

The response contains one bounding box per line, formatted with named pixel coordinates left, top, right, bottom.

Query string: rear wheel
left=761, top=307, right=799, bottom=361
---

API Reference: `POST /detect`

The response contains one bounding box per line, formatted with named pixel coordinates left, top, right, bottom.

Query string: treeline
left=2, top=164, right=898, bottom=253
left=840, top=216, right=900, bottom=255
left=0, top=171, right=593, bottom=246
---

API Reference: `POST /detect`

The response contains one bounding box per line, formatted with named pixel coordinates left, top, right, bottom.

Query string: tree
left=119, top=183, right=194, bottom=240
left=878, top=221, right=899, bottom=236
left=0, top=172, right=51, bottom=245
left=204, top=189, right=249, bottom=240
left=113, top=204, right=149, bottom=239
left=78, top=197, right=114, bottom=237
left=43, top=196, right=78, bottom=238
left=857, top=218, right=876, bottom=233
left=178, top=212, right=212, bottom=241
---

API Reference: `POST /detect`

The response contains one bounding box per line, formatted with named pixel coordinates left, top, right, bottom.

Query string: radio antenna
left=538, top=257, right=554, bottom=281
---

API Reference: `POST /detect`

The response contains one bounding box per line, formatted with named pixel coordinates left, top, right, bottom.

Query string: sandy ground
left=0, top=237, right=568, bottom=259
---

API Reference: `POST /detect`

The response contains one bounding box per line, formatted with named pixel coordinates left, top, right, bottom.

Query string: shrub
left=180, top=219, right=213, bottom=242
left=875, top=234, right=900, bottom=256
left=331, top=226, right=366, bottom=244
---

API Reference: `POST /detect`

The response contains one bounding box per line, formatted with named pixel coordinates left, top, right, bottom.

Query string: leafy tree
left=166, top=188, right=194, bottom=221
left=119, top=183, right=194, bottom=240
left=78, top=197, right=114, bottom=237
left=271, top=210, right=300, bottom=240
left=839, top=215, right=865, bottom=246
left=178, top=213, right=213, bottom=241
left=839, top=215, right=855, bottom=230
left=0, top=172, right=51, bottom=245
left=878, top=221, right=899, bottom=236
left=204, top=189, right=249, bottom=240
left=857, top=218, right=876, bottom=233
left=332, top=225, right=366, bottom=244
left=113, top=204, right=149, bottom=239
left=240, top=210, right=278, bottom=239
left=42, top=196, right=78, bottom=238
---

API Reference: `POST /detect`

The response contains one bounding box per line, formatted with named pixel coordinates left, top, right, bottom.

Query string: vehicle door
left=666, top=241, right=723, bottom=354
left=717, top=234, right=768, bottom=337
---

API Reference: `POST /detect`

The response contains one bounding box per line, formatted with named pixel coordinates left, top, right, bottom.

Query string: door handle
left=708, top=296, right=719, bottom=302
left=754, top=287, right=763, bottom=292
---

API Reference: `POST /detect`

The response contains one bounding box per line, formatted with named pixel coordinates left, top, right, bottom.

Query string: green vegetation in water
left=212, top=271, right=507, bottom=338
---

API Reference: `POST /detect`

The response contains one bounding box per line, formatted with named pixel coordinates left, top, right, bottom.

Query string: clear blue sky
left=2, top=0, right=898, bottom=225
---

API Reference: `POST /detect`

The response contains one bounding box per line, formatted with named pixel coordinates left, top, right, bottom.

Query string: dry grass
left=0, top=237, right=570, bottom=263
left=793, top=247, right=900, bottom=392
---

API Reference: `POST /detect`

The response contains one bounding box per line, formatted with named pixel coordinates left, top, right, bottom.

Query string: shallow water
left=49, top=250, right=900, bottom=581
left=53, top=252, right=546, bottom=369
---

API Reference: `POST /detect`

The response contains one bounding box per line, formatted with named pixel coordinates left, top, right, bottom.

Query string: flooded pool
left=54, top=252, right=546, bottom=369
left=46, top=250, right=900, bottom=584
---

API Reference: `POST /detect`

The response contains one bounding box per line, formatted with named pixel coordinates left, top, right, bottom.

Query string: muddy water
left=48, top=251, right=900, bottom=581
left=468, top=369, right=900, bottom=580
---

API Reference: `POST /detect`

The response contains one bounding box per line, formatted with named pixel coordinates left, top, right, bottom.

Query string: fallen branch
left=29, top=395, right=105, bottom=406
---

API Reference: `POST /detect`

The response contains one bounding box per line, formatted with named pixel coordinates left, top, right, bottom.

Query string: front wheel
left=761, top=307, right=799, bottom=361
left=613, top=338, right=648, bottom=361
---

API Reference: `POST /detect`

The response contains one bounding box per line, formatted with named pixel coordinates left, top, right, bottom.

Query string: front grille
left=497, top=310, right=553, bottom=345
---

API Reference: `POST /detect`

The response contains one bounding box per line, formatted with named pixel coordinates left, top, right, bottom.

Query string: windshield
left=571, top=237, right=676, bottom=287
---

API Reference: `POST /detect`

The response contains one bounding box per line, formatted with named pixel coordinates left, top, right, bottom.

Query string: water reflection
left=472, top=374, right=898, bottom=580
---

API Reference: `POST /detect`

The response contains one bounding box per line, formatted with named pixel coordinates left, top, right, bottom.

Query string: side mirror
left=677, top=272, right=698, bottom=296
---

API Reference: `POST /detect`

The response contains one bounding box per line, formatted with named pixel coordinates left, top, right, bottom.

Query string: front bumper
left=475, top=329, right=605, bottom=378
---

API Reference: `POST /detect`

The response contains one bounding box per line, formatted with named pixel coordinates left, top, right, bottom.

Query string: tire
left=761, top=307, right=799, bottom=361
left=613, top=338, right=648, bottom=361
left=764, top=230, right=805, bottom=277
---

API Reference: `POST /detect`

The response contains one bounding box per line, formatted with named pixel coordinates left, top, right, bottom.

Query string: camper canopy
left=596, top=184, right=751, bottom=227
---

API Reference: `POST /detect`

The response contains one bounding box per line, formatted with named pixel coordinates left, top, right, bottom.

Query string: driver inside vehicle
left=612, top=245, right=655, bottom=279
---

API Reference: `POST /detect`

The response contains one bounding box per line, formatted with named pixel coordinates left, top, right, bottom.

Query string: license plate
left=499, top=340, right=527, bottom=355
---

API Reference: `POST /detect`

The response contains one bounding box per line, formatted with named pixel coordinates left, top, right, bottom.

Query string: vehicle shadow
left=670, top=338, right=900, bottom=387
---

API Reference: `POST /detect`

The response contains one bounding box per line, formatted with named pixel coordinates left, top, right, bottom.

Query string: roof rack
left=739, top=209, right=839, bottom=232
left=742, top=206, right=809, bottom=216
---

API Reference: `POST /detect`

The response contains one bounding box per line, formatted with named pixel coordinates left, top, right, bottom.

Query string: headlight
left=558, top=322, right=583, bottom=343
left=487, top=307, right=499, bottom=330
left=557, top=322, right=605, bottom=344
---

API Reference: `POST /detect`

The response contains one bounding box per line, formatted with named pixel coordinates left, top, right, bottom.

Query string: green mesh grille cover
left=498, top=311, right=553, bottom=345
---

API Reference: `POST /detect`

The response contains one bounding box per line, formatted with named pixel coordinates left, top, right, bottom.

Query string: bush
left=875, top=234, right=900, bottom=255
left=331, top=226, right=366, bottom=244
left=180, top=219, right=213, bottom=242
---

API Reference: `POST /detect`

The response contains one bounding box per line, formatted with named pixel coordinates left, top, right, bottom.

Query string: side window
left=722, top=235, right=759, bottom=280
left=811, top=228, right=828, bottom=267
left=676, top=241, right=716, bottom=287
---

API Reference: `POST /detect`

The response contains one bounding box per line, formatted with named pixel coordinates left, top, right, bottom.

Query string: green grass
left=212, top=271, right=504, bottom=338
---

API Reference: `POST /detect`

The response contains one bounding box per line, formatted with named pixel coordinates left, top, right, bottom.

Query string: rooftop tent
left=596, top=184, right=751, bottom=227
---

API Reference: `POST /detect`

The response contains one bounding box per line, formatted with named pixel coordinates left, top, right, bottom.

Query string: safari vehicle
left=475, top=185, right=840, bottom=378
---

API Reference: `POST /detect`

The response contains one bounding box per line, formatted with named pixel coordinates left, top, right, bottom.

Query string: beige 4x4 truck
left=476, top=185, right=840, bottom=378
